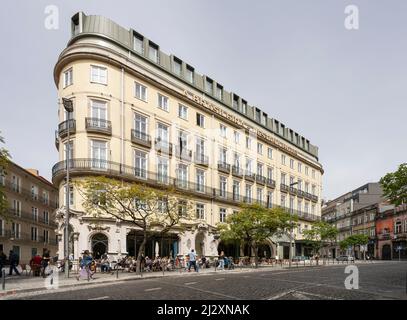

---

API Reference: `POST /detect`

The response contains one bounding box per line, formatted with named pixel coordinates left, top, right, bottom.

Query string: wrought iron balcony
left=311, top=195, right=318, bottom=202
left=289, top=186, right=298, bottom=195
left=304, top=192, right=312, bottom=200
left=231, top=165, right=244, bottom=178
left=297, top=190, right=306, bottom=198
left=244, top=171, right=256, bottom=182
left=255, top=175, right=266, bottom=185
left=154, top=139, right=173, bottom=156
left=85, top=118, right=112, bottom=135
left=217, top=162, right=231, bottom=174
left=243, top=196, right=253, bottom=204
left=280, top=184, right=289, bottom=193
left=55, top=130, right=59, bottom=150
left=175, top=146, right=192, bottom=162
left=58, top=119, right=76, bottom=138
left=284, top=207, right=321, bottom=222
left=266, top=178, right=276, bottom=188
left=131, top=130, right=152, bottom=148
left=194, top=153, right=209, bottom=166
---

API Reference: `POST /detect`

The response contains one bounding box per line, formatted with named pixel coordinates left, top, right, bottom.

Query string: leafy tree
left=0, top=132, right=10, bottom=218
left=303, top=221, right=338, bottom=263
left=380, top=163, right=407, bottom=205
left=339, top=234, right=369, bottom=258
left=217, top=204, right=296, bottom=267
left=78, top=176, right=194, bottom=273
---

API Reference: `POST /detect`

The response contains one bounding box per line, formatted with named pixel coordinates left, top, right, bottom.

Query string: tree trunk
left=252, top=243, right=258, bottom=268
left=136, top=230, right=148, bottom=274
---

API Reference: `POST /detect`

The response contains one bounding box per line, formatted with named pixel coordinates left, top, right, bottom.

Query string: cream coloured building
left=53, top=12, right=323, bottom=261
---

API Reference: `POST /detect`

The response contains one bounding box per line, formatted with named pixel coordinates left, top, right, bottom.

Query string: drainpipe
left=121, top=67, right=125, bottom=171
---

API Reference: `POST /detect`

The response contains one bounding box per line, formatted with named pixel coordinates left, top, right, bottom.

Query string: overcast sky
left=0, top=0, right=406, bottom=200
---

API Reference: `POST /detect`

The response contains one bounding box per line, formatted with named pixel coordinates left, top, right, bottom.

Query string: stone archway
left=91, top=233, right=108, bottom=259
left=195, top=232, right=206, bottom=256
left=257, top=242, right=273, bottom=258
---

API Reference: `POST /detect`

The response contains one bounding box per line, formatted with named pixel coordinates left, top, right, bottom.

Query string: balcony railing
left=311, top=195, right=318, bottom=202
left=0, top=230, right=58, bottom=245
left=6, top=209, right=57, bottom=228
left=131, top=130, right=152, bottom=148
left=85, top=118, right=112, bottom=135
left=285, top=207, right=321, bottom=222
left=2, top=181, right=58, bottom=209
left=244, top=171, right=256, bottom=182
left=217, top=162, right=231, bottom=174
left=266, top=178, right=276, bottom=188
left=51, top=158, right=322, bottom=222
left=304, top=192, right=312, bottom=200
left=297, top=190, right=306, bottom=198
left=154, top=139, right=173, bottom=156
left=280, top=184, right=289, bottom=193
left=194, top=154, right=209, bottom=166
left=175, top=146, right=192, bottom=162
left=377, top=232, right=391, bottom=240
left=231, top=165, right=244, bottom=178
left=55, top=130, right=59, bottom=150
left=289, top=186, right=298, bottom=195
left=255, top=175, right=266, bottom=185
left=58, top=119, right=76, bottom=138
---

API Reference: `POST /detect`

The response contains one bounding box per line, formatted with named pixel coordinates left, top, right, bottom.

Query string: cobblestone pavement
left=4, top=261, right=406, bottom=300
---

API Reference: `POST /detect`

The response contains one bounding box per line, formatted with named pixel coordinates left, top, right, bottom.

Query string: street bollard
left=2, top=270, right=5, bottom=290
left=116, top=266, right=119, bottom=279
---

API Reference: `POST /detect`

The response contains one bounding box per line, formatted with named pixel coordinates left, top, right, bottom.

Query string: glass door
left=91, top=140, right=107, bottom=169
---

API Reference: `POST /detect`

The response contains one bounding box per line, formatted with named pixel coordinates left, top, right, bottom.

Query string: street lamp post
left=288, top=182, right=299, bottom=268
left=62, top=98, right=73, bottom=278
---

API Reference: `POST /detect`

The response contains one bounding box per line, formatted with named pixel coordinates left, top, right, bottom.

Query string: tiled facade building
left=322, top=183, right=384, bottom=258
left=376, top=204, right=407, bottom=260
left=0, top=161, right=58, bottom=264
left=53, top=12, right=323, bottom=261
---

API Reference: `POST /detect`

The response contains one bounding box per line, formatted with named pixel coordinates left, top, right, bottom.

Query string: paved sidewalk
left=0, top=260, right=379, bottom=298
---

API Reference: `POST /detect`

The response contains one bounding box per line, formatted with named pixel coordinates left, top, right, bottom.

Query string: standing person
left=188, top=249, right=197, bottom=272
left=0, top=250, right=7, bottom=277
left=76, top=250, right=94, bottom=280
left=201, top=255, right=207, bottom=269
left=8, top=250, right=20, bottom=276
left=41, top=248, right=51, bottom=278
left=218, top=251, right=225, bottom=270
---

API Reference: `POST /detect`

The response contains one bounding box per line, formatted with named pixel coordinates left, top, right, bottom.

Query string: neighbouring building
left=322, top=183, right=384, bottom=258
left=53, top=12, right=324, bottom=261
left=0, top=161, right=58, bottom=264
left=376, top=204, right=407, bottom=260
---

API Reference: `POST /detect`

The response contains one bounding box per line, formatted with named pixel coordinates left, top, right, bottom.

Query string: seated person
left=30, top=254, right=42, bottom=276
left=100, top=255, right=110, bottom=273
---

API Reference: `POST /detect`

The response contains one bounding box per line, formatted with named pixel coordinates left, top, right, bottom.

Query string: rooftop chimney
left=26, top=169, right=39, bottom=176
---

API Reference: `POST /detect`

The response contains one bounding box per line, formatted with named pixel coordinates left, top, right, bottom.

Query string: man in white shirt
left=188, top=249, right=197, bottom=272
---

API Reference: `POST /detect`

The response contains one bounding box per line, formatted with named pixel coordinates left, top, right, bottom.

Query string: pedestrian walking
left=188, top=249, right=197, bottom=272
left=218, top=251, right=225, bottom=270
left=8, top=250, right=20, bottom=276
left=41, top=248, right=51, bottom=278
left=76, top=250, right=94, bottom=281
